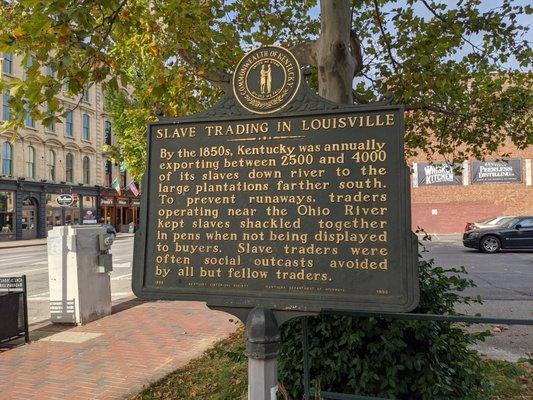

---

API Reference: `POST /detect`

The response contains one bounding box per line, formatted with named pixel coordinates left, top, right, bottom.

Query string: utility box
left=47, top=225, right=113, bottom=325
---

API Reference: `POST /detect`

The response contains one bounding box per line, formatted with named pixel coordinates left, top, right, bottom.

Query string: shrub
left=278, top=259, right=490, bottom=400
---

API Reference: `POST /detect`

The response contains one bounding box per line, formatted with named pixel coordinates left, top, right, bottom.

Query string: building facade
left=409, top=143, right=533, bottom=234
left=0, top=52, right=140, bottom=241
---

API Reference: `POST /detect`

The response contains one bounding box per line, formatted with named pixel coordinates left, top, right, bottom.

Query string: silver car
left=466, top=216, right=516, bottom=231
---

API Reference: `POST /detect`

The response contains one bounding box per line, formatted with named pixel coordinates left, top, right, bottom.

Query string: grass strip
left=132, top=328, right=532, bottom=400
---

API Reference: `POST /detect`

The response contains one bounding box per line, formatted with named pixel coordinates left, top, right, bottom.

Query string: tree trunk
left=316, top=0, right=355, bottom=105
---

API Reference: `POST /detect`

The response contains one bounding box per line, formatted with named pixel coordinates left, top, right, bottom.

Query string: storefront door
left=21, top=197, right=38, bottom=240
left=116, top=198, right=130, bottom=232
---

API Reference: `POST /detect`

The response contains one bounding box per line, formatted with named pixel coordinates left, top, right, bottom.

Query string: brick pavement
left=0, top=299, right=238, bottom=400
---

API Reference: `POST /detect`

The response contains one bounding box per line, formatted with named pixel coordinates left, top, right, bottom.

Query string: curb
left=0, top=234, right=135, bottom=250
left=0, top=242, right=47, bottom=250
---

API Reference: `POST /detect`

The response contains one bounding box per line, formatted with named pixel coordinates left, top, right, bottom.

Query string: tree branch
left=290, top=41, right=317, bottom=67
left=405, top=105, right=473, bottom=117
left=372, top=0, right=401, bottom=73
left=350, top=30, right=363, bottom=75
left=176, top=49, right=231, bottom=93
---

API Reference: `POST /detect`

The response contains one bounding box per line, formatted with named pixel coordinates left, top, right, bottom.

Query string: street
left=421, top=235, right=532, bottom=361
left=0, top=235, right=134, bottom=324
left=0, top=235, right=531, bottom=360
left=420, top=236, right=533, bottom=301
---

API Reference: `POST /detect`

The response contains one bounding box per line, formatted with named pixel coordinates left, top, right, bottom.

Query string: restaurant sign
left=100, top=197, right=114, bottom=206
left=472, top=159, right=522, bottom=184
left=417, top=162, right=462, bottom=186
left=56, top=194, right=74, bottom=207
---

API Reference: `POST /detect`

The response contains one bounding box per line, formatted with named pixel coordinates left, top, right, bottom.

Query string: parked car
left=463, top=216, right=533, bottom=253
left=102, top=224, right=117, bottom=239
left=464, top=215, right=515, bottom=232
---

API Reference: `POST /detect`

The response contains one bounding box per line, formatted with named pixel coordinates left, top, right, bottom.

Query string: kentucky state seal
left=233, top=46, right=301, bottom=114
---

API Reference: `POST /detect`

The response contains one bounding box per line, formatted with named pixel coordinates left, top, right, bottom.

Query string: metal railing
left=301, top=312, right=533, bottom=400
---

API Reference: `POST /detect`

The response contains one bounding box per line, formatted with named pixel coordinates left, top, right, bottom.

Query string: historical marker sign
left=132, top=46, right=419, bottom=313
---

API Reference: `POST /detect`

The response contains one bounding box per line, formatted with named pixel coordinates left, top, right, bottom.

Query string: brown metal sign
left=132, top=46, right=419, bottom=314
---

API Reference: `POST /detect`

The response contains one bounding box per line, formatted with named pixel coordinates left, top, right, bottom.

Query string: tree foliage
left=1, top=1, right=531, bottom=180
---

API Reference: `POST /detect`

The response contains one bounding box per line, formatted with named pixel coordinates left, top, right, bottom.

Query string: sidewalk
left=0, top=299, right=238, bottom=400
left=0, top=233, right=135, bottom=250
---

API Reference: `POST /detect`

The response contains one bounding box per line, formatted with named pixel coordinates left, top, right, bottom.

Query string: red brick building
left=409, top=144, right=532, bottom=233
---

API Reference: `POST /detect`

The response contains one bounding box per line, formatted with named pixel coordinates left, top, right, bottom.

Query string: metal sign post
left=246, top=308, right=280, bottom=400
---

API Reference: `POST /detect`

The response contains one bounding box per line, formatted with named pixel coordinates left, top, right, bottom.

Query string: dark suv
left=463, top=216, right=533, bottom=253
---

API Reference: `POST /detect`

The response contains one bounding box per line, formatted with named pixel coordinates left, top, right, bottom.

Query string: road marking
left=112, top=291, right=134, bottom=297
left=0, top=266, right=48, bottom=277
left=0, top=254, right=42, bottom=262
left=113, top=262, right=131, bottom=268
left=29, top=291, right=50, bottom=297
left=111, top=273, right=132, bottom=280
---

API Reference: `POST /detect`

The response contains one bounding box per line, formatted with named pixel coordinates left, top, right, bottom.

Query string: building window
left=105, top=160, right=112, bottom=187
left=2, top=92, right=10, bottom=121
left=26, top=146, right=35, bottom=179
left=46, top=105, right=55, bottom=133
left=1, top=142, right=12, bottom=176
left=2, top=53, right=12, bottom=75
left=65, top=152, right=74, bottom=183
left=23, top=56, right=33, bottom=80
left=82, top=114, right=90, bottom=140
left=83, top=156, right=90, bottom=184
left=48, top=149, right=56, bottom=181
left=25, top=104, right=34, bottom=128
left=82, top=86, right=90, bottom=102
left=104, top=121, right=112, bottom=145
left=0, top=191, right=15, bottom=234
left=120, top=170, right=127, bottom=188
left=65, top=110, right=74, bottom=136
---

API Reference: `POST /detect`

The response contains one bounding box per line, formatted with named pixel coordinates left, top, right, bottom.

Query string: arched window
left=83, top=156, right=90, bottom=185
left=2, top=142, right=12, bottom=176
left=65, top=152, right=74, bottom=182
left=48, top=149, right=56, bottom=181
left=26, top=146, right=35, bottom=179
